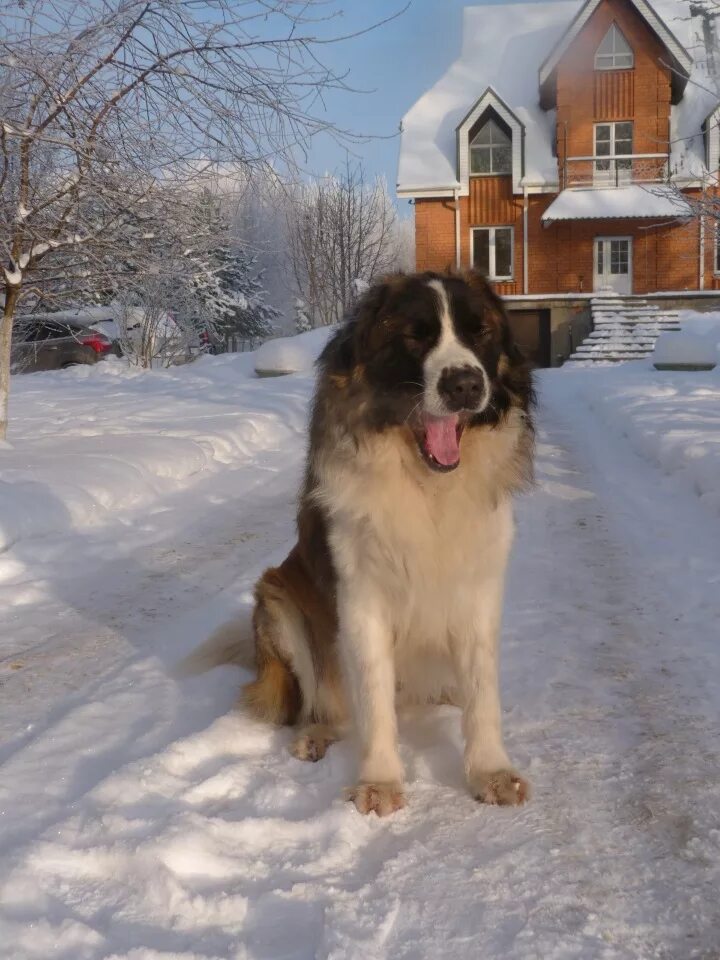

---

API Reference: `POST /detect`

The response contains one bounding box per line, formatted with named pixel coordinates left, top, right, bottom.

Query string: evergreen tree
left=294, top=298, right=313, bottom=334
left=217, top=245, right=280, bottom=342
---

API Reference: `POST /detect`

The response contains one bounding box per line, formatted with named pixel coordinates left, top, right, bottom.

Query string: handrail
left=565, top=152, right=667, bottom=161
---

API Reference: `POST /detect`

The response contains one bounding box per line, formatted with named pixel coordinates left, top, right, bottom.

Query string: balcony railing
left=562, top=153, right=669, bottom=189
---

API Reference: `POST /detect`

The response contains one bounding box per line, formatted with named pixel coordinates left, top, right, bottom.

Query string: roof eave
left=396, top=185, right=461, bottom=199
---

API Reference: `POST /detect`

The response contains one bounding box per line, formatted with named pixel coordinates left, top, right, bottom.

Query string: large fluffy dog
left=232, top=270, right=533, bottom=815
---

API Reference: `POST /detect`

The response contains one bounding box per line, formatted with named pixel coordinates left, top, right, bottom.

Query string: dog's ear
left=464, top=269, right=525, bottom=362
left=316, top=276, right=398, bottom=376
left=464, top=266, right=492, bottom=291
left=352, top=275, right=403, bottom=363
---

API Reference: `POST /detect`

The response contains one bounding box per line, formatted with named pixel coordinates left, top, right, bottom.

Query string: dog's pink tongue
left=423, top=414, right=460, bottom=466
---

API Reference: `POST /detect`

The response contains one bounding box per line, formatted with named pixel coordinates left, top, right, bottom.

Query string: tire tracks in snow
left=525, top=383, right=720, bottom=958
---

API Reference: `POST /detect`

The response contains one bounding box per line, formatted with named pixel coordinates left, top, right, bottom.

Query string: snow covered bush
left=254, top=328, right=335, bottom=377
left=653, top=332, right=718, bottom=370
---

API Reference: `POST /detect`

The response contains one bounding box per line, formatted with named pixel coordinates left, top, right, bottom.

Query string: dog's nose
left=438, top=366, right=486, bottom=411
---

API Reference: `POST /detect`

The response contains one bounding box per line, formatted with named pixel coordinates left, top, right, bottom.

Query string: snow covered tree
left=179, top=190, right=278, bottom=349
left=215, top=247, right=279, bottom=344
left=294, top=299, right=313, bottom=333
left=286, top=160, right=400, bottom=327
left=0, top=0, right=377, bottom=437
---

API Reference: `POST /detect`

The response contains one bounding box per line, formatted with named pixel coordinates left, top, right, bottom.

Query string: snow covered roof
left=541, top=184, right=692, bottom=221
left=397, top=0, right=717, bottom=196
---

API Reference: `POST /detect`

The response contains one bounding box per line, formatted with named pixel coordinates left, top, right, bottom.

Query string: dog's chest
left=321, top=431, right=514, bottom=632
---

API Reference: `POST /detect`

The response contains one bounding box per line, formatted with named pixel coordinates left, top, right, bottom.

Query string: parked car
left=11, top=317, right=119, bottom=373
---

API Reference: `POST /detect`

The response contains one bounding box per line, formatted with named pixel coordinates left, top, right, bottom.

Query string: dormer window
left=595, top=23, right=634, bottom=70
left=470, top=117, right=512, bottom=175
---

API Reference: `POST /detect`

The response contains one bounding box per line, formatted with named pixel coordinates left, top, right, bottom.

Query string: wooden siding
left=468, top=176, right=521, bottom=225
left=594, top=69, right=634, bottom=119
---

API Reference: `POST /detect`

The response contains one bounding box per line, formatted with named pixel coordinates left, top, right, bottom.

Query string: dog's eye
left=469, top=319, right=491, bottom=342
left=405, top=319, right=433, bottom=342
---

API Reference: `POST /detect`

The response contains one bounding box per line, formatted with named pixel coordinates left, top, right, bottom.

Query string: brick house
left=398, top=0, right=720, bottom=364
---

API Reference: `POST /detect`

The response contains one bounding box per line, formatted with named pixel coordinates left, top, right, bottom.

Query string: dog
left=190, top=270, right=535, bottom=816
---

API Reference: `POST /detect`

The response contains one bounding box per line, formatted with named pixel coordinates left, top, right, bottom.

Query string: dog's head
left=318, top=270, right=534, bottom=473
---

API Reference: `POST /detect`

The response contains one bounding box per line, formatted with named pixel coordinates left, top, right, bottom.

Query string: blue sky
left=301, top=0, right=548, bottom=194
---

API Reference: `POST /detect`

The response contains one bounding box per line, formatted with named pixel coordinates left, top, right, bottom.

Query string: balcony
left=561, top=153, right=669, bottom=190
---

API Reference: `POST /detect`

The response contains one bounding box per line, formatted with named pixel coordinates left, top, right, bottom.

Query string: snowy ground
left=1, top=348, right=719, bottom=959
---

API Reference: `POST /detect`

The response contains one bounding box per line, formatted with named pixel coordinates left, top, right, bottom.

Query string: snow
left=398, top=2, right=570, bottom=191
left=662, top=307, right=720, bottom=370
left=557, top=346, right=720, bottom=514
left=0, top=353, right=306, bottom=553
left=397, top=0, right=713, bottom=193
left=541, top=184, right=692, bottom=222
left=253, top=326, right=333, bottom=376
left=678, top=307, right=720, bottom=340
left=653, top=331, right=718, bottom=367
left=4, top=264, right=22, bottom=286
left=2, top=342, right=720, bottom=958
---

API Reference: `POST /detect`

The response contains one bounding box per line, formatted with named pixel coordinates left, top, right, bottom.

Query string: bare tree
left=0, top=0, right=380, bottom=437
left=287, top=159, right=400, bottom=327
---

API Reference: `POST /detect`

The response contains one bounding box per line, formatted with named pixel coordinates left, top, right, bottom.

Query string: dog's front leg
left=451, top=575, right=530, bottom=806
left=337, top=580, right=405, bottom=816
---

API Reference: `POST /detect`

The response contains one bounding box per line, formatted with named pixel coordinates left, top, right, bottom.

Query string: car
left=11, top=317, right=119, bottom=374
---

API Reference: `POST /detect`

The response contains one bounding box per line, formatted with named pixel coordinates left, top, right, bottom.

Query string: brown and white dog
left=194, top=270, right=535, bottom=816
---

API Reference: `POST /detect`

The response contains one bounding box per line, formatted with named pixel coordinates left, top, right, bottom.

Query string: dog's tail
left=172, top=591, right=301, bottom=727
left=173, top=612, right=254, bottom=678
left=241, top=566, right=303, bottom=726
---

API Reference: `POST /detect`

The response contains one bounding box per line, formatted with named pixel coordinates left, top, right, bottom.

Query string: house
left=397, top=0, right=720, bottom=364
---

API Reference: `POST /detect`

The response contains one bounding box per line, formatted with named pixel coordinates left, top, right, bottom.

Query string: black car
left=11, top=317, right=118, bottom=373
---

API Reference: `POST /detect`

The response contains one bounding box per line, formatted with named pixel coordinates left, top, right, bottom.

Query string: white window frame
left=469, top=118, right=512, bottom=176
left=715, top=223, right=720, bottom=276
left=594, top=23, right=634, bottom=71
left=594, top=121, right=633, bottom=183
left=471, top=226, right=514, bottom=281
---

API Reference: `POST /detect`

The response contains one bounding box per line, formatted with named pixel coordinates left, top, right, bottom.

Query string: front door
left=593, top=237, right=632, bottom=294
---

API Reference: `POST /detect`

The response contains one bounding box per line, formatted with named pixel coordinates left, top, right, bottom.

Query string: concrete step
left=586, top=339, right=658, bottom=347
left=588, top=328, right=677, bottom=336
left=575, top=343, right=653, bottom=356
left=591, top=296, right=650, bottom=302
left=592, top=321, right=680, bottom=329
left=590, top=302, right=651, bottom=309
left=591, top=311, right=658, bottom=318
left=568, top=353, right=652, bottom=362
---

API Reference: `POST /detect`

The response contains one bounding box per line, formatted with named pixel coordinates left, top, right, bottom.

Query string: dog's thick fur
left=238, top=270, right=534, bottom=815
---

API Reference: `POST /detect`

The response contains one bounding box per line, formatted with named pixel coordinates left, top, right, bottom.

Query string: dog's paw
left=345, top=781, right=406, bottom=817
left=471, top=769, right=530, bottom=806
left=290, top=725, right=337, bottom=762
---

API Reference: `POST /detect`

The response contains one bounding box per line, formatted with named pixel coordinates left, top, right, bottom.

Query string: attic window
left=595, top=23, right=634, bottom=70
left=470, top=117, right=512, bottom=175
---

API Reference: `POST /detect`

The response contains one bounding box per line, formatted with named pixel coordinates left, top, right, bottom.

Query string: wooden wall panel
left=469, top=177, right=521, bottom=226
left=594, top=69, right=634, bottom=119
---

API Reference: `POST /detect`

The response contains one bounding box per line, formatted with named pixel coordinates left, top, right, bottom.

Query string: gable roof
left=397, top=0, right=712, bottom=197
left=538, top=0, right=692, bottom=101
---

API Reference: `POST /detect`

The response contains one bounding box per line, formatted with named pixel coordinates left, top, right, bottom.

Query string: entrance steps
left=567, top=295, right=681, bottom=363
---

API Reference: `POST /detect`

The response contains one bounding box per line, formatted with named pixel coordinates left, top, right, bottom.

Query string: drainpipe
left=523, top=186, right=529, bottom=294
left=699, top=188, right=706, bottom=290
left=453, top=188, right=461, bottom=270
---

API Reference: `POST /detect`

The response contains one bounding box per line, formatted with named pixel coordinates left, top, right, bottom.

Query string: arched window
left=470, top=117, right=512, bottom=175
left=595, top=23, right=634, bottom=70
